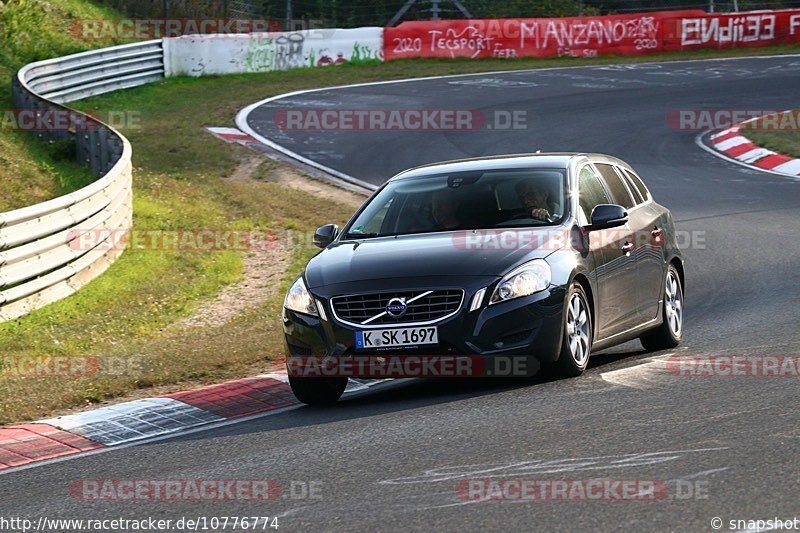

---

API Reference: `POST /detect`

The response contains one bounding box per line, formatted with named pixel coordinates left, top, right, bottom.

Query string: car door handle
left=651, top=227, right=663, bottom=238
left=621, top=242, right=635, bottom=255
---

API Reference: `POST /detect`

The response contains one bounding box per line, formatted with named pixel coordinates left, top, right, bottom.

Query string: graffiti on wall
left=167, top=27, right=383, bottom=76
left=244, top=32, right=382, bottom=71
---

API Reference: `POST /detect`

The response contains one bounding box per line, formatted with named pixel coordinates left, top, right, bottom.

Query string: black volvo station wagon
left=283, top=154, right=685, bottom=404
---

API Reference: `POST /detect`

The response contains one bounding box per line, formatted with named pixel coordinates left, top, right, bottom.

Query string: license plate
left=355, top=327, right=438, bottom=349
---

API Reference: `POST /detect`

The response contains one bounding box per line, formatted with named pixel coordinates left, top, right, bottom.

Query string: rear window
left=595, top=163, right=635, bottom=209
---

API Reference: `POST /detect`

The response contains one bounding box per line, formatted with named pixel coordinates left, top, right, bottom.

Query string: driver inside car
left=515, top=179, right=554, bottom=222
left=431, top=189, right=462, bottom=230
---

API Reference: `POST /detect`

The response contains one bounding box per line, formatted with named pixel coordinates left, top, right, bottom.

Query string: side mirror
left=313, top=224, right=339, bottom=249
left=589, top=204, right=628, bottom=230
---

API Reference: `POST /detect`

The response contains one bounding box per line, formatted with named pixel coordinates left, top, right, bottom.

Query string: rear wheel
left=553, top=282, right=593, bottom=378
left=288, top=376, right=347, bottom=405
left=640, top=264, right=683, bottom=351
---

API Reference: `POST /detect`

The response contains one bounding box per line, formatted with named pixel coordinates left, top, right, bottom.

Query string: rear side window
left=621, top=168, right=649, bottom=201
left=578, top=166, right=610, bottom=222
left=619, top=170, right=644, bottom=204
left=595, top=163, right=635, bottom=209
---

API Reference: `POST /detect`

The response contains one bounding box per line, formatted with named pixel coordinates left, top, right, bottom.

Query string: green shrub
left=0, top=0, right=121, bottom=71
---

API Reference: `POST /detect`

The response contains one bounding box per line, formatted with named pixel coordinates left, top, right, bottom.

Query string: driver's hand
left=531, top=208, right=551, bottom=221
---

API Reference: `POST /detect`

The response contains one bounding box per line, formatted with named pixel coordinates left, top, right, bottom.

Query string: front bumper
left=283, top=277, right=566, bottom=368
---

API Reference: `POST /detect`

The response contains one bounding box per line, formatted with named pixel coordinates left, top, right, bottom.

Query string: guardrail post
left=89, top=129, right=103, bottom=176
left=76, top=130, right=91, bottom=168
left=34, top=99, right=49, bottom=143
left=98, top=127, right=111, bottom=175
left=11, top=75, right=23, bottom=109
left=108, top=134, right=124, bottom=174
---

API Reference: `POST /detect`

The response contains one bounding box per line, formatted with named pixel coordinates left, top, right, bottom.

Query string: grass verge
left=745, top=110, right=800, bottom=158
left=0, top=0, right=124, bottom=212
left=1, top=44, right=800, bottom=424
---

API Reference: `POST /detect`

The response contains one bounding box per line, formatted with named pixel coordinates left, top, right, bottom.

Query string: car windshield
left=345, top=168, right=568, bottom=238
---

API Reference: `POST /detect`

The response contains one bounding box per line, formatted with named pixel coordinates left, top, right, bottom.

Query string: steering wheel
left=509, top=211, right=553, bottom=223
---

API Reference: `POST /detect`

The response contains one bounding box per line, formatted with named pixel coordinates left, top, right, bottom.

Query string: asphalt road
left=3, top=55, right=800, bottom=533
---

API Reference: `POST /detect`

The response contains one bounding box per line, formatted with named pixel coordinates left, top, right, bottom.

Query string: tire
left=640, top=264, right=683, bottom=351
left=553, top=282, right=593, bottom=378
left=288, top=376, right=347, bottom=405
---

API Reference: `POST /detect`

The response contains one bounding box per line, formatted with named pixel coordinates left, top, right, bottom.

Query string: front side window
left=578, top=165, right=611, bottom=223
left=344, top=168, right=568, bottom=238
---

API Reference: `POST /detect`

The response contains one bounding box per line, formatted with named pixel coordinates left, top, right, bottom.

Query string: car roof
left=389, top=152, right=629, bottom=181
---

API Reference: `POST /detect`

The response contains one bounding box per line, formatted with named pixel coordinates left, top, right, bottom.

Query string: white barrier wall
left=164, top=27, right=384, bottom=77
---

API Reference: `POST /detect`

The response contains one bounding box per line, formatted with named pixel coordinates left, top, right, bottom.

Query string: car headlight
left=284, top=276, right=319, bottom=316
left=490, top=259, right=551, bottom=304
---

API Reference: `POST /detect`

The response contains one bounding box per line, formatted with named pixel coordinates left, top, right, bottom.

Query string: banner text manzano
left=385, top=9, right=800, bottom=61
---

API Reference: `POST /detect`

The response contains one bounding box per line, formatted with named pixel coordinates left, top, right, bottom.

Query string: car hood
left=304, top=229, right=566, bottom=288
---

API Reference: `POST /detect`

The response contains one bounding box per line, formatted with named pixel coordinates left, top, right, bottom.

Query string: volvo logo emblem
left=385, top=297, right=408, bottom=319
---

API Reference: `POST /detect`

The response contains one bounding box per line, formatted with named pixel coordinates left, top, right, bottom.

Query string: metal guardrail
left=1, top=40, right=165, bottom=322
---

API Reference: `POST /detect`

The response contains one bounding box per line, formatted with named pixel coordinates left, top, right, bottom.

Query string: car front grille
left=331, top=290, right=464, bottom=326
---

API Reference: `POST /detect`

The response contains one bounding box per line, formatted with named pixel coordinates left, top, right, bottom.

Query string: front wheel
left=640, top=264, right=683, bottom=351
left=553, top=282, right=593, bottom=378
left=288, top=376, right=347, bottom=405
